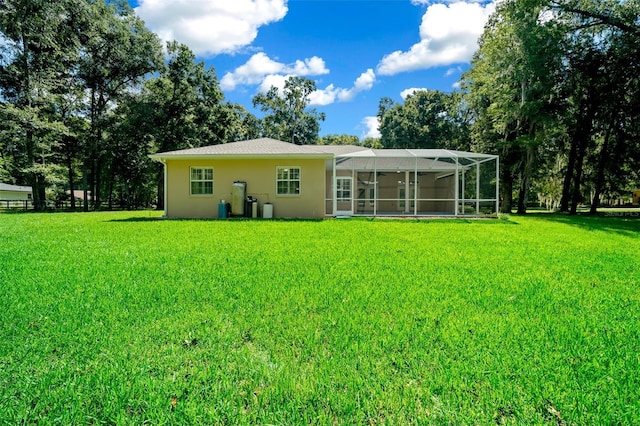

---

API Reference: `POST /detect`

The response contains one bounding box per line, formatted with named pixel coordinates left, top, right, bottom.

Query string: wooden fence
left=0, top=200, right=32, bottom=210
left=0, top=200, right=87, bottom=211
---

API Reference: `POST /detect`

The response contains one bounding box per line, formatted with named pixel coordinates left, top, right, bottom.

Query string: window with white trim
left=336, top=177, right=352, bottom=202
left=276, top=166, right=300, bottom=195
left=190, top=167, right=213, bottom=195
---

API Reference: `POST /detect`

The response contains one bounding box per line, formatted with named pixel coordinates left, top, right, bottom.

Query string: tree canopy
left=0, top=0, right=262, bottom=210
left=252, top=76, right=326, bottom=145
left=1, top=0, right=638, bottom=213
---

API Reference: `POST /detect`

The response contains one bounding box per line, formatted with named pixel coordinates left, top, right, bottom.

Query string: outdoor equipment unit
left=263, top=202, right=273, bottom=218
left=218, top=200, right=228, bottom=219
left=245, top=196, right=257, bottom=218
left=231, top=181, right=246, bottom=216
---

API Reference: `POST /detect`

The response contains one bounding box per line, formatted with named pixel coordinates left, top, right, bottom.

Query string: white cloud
left=226, top=60, right=375, bottom=107
left=353, top=69, right=376, bottom=93
left=377, top=1, right=495, bottom=75
left=308, top=69, right=376, bottom=106
left=307, top=84, right=339, bottom=106
left=400, top=87, right=429, bottom=99
left=361, top=116, right=381, bottom=139
left=134, top=0, right=288, bottom=56
left=258, top=74, right=290, bottom=94
left=291, top=56, right=328, bottom=76
left=220, top=52, right=329, bottom=91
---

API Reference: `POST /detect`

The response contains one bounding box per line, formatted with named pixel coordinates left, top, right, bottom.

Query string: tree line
left=1, top=0, right=639, bottom=214
left=0, top=0, right=324, bottom=211
left=378, top=0, right=640, bottom=214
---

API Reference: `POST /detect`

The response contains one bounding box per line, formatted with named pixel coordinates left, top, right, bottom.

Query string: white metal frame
left=330, top=148, right=499, bottom=217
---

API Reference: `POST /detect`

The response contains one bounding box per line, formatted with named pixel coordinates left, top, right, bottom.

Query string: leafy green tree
left=464, top=0, right=640, bottom=214
left=318, top=134, right=360, bottom=145
left=225, top=103, right=264, bottom=141
left=362, top=137, right=383, bottom=149
left=552, top=1, right=640, bottom=213
left=252, top=76, right=325, bottom=145
left=77, top=0, right=163, bottom=210
left=145, top=42, right=222, bottom=151
left=463, top=0, right=564, bottom=213
left=0, top=0, right=79, bottom=210
left=377, top=90, right=471, bottom=150
left=51, top=91, right=88, bottom=210
left=108, top=93, right=158, bottom=209
left=141, top=41, right=234, bottom=208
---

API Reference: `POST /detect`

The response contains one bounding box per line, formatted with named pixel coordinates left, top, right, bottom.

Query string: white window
left=190, top=167, right=213, bottom=196
left=276, top=166, right=300, bottom=195
left=336, top=177, right=352, bottom=202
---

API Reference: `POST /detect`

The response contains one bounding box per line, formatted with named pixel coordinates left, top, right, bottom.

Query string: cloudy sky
left=130, top=0, right=495, bottom=140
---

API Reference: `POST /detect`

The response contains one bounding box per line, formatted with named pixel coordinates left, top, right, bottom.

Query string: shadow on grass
left=525, top=212, right=640, bottom=236
left=106, top=216, right=325, bottom=223
left=106, top=216, right=166, bottom=222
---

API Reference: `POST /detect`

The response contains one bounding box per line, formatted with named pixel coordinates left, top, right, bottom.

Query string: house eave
left=149, top=153, right=333, bottom=161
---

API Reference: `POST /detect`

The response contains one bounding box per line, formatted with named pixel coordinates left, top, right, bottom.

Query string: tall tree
left=252, top=76, right=325, bottom=145
left=108, top=92, right=157, bottom=209
left=77, top=0, right=163, bottom=210
left=551, top=0, right=640, bottom=213
left=142, top=41, right=233, bottom=209
left=463, top=0, right=564, bottom=213
left=0, top=0, right=79, bottom=210
left=377, top=90, right=470, bottom=150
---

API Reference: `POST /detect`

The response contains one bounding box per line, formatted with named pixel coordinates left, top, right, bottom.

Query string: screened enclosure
left=325, top=149, right=499, bottom=217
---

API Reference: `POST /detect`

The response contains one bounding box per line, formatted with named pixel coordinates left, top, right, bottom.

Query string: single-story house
left=66, top=189, right=92, bottom=202
left=150, top=138, right=499, bottom=219
left=0, top=183, right=33, bottom=201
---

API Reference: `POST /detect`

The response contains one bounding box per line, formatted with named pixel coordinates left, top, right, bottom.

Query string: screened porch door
left=335, top=176, right=353, bottom=215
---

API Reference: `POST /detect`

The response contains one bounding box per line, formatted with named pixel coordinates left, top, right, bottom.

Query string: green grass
left=1, top=211, right=639, bottom=425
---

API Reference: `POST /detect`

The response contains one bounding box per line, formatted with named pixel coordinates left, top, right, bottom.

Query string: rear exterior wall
left=165, top=158, right=326, bottom=218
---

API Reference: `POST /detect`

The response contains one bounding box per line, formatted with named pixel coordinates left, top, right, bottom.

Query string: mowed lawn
left=1, top=211, right=639, bottom=425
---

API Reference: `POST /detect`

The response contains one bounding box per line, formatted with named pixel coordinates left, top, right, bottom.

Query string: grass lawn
left=1, top=211, right=639, bottom=424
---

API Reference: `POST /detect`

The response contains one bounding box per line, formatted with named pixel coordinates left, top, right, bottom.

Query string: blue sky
left=130, top=0, right=495, bottom=139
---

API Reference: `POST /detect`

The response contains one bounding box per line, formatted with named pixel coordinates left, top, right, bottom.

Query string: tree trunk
left=569, top=105, right=595, bottom=215
left=83, top=168, right=89, bottom=212
left=569, top=136, right=588, bottom=215
left=500, top=166, right=514, bottom=213
left=516, top=175, right=527, bottom=214
left=560, top=132, right=577, bottom=212
left=589, top=123, right=612, bottom=214
left=107, top=163, right=114, bottom=210
left=66, top=146, right=76, bottom=210
left=95, top=155, right=102, bottom=210
left=516, top=145, right=535, bottom=214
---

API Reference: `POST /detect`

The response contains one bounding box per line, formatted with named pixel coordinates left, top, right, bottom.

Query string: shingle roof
left=314, top=144, right=369, bottom=155
left=151, top=138, right=343, bottom=158
left=0, top=183, right=32, bottom=192
left=149, top=138, right=497, bottom=165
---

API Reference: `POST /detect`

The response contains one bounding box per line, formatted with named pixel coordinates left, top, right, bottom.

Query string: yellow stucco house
left=150, top=138, right=499, bottom=219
